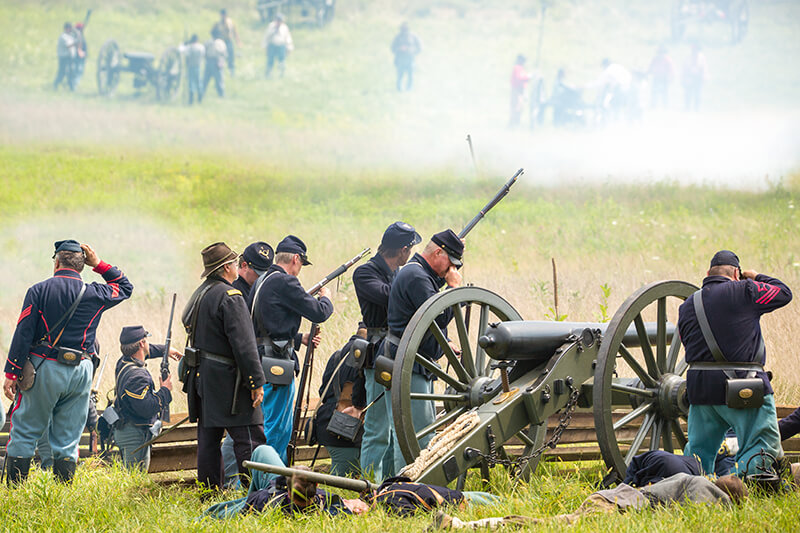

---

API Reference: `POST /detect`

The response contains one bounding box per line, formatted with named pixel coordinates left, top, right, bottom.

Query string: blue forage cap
left=276, top=235, right=311, bottom=265
left=431, top=229, right=464, bottom=267
left=710, top=250, right=740, bottom=269
left=53, top=239, right=81, bottom=257
left=242, top=241, right=274, bottom=275
left=119, top=325, right=150, bottom=345
left=381, top=221, right=422, bottom=249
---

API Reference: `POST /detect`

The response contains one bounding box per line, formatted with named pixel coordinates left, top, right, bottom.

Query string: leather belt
left=386, top=332, right=402, bottom=346
left=689, top=362, right=764, bottom=372
left=366, top=327, right=388, bottom=339
left=199, top=350, right=235, bottom=366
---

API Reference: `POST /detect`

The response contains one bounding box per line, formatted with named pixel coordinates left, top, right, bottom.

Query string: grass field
left=0, top=0, right=799, bottom=529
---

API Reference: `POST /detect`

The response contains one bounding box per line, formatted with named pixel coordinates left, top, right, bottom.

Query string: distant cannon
left=671, top=0, right=749, bottom=44
left=96, top=40, right=182, bottom=101
left=389, top=281, right=697, bottom=487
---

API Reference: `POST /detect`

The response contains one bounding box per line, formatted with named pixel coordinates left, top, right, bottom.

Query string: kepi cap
left=242, top=241, right=274, bottom=275
left=53, top=239, right=82, bottom=258
left=201, top=242, right=238, bottom=278
left=276, top=235, right=311, bottom=265
left=381, top=221, right=422, bottom=249
left=431, top=229, right=464, bottom=267
left=710, top=250, right=740, bottom=269
left=120, top=325, right=150, bottom=345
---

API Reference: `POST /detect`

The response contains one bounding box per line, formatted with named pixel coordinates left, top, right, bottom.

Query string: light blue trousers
left=685, top=394, right=782, bottom=477
left=7, top=358, right=92, bottom=461
left=326, top=445, right=361, bottom=477
left=392, top=372, right=435, bottom=474
left=360, top=368, right=394, bottom=481
left=113, top=423, right=152, bottom=470
left=262, top=381, right=295, bottom=465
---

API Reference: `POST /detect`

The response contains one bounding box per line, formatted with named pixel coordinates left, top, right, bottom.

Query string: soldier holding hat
left=385, top=229, right=464, bottom=474
left=111, top=326, right=182, bottom=470
left=233, top=241, right=275, bottom=298
left=678, top=250, right=792, bottom=477
left=250, top=235, right=333, bottom=463
left=3, top=240, right=132, bottom=484
left=182, top=242, right=267, bottom=490
left=354, top=221, right=421, bottom=480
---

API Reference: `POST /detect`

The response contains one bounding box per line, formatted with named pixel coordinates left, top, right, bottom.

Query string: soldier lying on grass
left=201, top=444, right=498, bottom=519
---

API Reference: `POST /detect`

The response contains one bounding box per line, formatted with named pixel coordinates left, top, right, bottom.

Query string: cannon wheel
left=392, top=287, right=548, bottom=480
left=157, top=47, right=182, bottom=101
left=96, top=40, right=121, bottom=96
left=594, top=280, right=698, bottom=480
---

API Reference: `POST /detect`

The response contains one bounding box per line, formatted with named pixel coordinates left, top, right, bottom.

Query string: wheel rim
left=157, top=48, right=182, bottom=101
left=96, top=40, right=120, bottom=95
left=593, top=280, right=698, bottom=478
left=393, top=287, right=546, bottom=469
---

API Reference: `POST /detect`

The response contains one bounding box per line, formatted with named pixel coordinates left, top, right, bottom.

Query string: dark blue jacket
left=113, top=344, right=172, bottom=427
left=387, top=254, right=452, bottom=374
left=5, top=263, right=133, bottom=378
left=232, top=276, right=253, bottom=301
left=779, top=406, right=800, bottom=441
left=678, top=274, right=791, bottom=405
left=245, top=479, right=350, bottom=516
left=353, top=254, right=395, bottom=329
left=250, top=264, right=333, bottom=348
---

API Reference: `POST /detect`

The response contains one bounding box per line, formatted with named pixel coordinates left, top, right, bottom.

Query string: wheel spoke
left=415, top=406, right=467, bottom=440
left=410, top=393, right=467, bottom=403
left=429, top=322, right=471, bottom=384
left=666, top=328, right=682, bottom=373
left=671, top=419, right=687, bottom=449
left=611, top=382, right=656, bottom=399
left=452, top=304, right=476, bottom=378
left=649, top=419, right=663, bottom=451
left=656, top=297, right=667, bottom=373
left=675, top=357, right=688, bottom=376
left=414, top=353, right=469, bottom=392
left=613, top=401, right=653, bottom=431
left=476, top=304, right=489, bottom=375
left=663, top=421, right=674, bottom=453
left=625, top=413, right=655, bottom=463
left=634, top=313, right=660, bottom=378
left=618, top=344, right=658, bottom=388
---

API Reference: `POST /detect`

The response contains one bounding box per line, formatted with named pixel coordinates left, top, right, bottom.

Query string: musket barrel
left=242, top=461, right=379, bottom=493
left=478, top=320, right=675, bottom=361
left=458, top=168, right=523, bottom=239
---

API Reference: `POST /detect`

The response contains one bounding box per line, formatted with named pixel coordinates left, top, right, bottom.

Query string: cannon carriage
left=388, top=280, right=697, bottom=487
left=96, top=39, right=182, bottom=101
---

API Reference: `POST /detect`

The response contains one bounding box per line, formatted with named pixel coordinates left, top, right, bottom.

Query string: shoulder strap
left=185, top=282, right=217, bottom=347
left=692, top=290, right=757, bottom=379
left=43, top=284, right=87, bottom=346
left=309, top=351, right=350, bottom=423
left=114, top=361, right=139, bottom=403
left=250, top=270, right=280, bottom=334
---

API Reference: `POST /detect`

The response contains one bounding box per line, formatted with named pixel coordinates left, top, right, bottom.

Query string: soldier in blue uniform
left=111, top=326, right=181, bottom=470
left=250, top=235, right=333, bottom=463
left=182, top=242, right=267, bottom=490
left=3, top=240, right=133, bottom=484
left=354, top=221, right=421, bottom=480
left=386, top=229, right=464, bottom=473
left=232, top=241, right=274, bottom=298
left=678, top=250, right=792, bottom=477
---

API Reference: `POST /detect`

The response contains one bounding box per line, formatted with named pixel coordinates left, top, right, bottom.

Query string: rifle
left=89, top=352, right=109, bottom=455
left=466, top=134, right=478, bottom=177
left=132, top=414, right=190, bottom=453
left=458, top=168, right=523, bottom=239
left=243, top=460, right=380, bottom=493
left=286, top=247, right=371, bottom=465
left=160, top=293, right=177, bottom=423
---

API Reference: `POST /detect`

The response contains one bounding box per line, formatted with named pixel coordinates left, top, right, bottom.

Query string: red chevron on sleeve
left=756, top=286, right=780, bottom=305
left=17, top=305, right=32, bottom=325
left=109, top=283, right=119, bottom=298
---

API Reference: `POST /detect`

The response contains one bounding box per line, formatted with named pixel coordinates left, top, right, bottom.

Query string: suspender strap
left=186, top=282, right=217, bottom=347
left=308, top=351, right=351, bottom=423
left=250, top=271, right=279, bottom=335
left=40, top=284, right=87, bottom=346
left=691, top=290, right=764, bottom=379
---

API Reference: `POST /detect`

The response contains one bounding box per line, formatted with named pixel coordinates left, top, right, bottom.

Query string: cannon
left=671, top=0, right=749, bottom=44
left=96, top=40, right=182, bottom=101
left=390, top=280, right=697, bottom=487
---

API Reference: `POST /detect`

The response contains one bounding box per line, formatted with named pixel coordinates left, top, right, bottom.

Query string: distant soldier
left=111, top=326, right=181, bottom=470
left=180, top=34, right=205, bottom=105
left=212, top=8, right=240, bottom=75
left=3, top=240, right=133, bottom=484
left=263, top=13, right=294, bottom=79
left=54, top=22, right=77, bottom=91
left=182, top=242, right=266, bottom=490
left=648, top=44, right=675, bottom=109
left=682, top=42, right=709, bottom=112
left=391, top=22, right=421, bottom=91
left=203, top=30, right=228, bottom=99
left=354, top=221, right=421, bottom=480
left=232, top=241, right=274, bottom=298
left=250, top=235, right=332, bottom=463
left=509, top=54, right=531, bottom=127
left=386, top=230, right=464, bottom=473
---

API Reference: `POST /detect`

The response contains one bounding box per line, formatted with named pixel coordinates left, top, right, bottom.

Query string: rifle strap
left=184, top=281, right=217, bottom=347
left=250, top=271, right=279, bottom=335
left=39, top=284, right=87, bottom=346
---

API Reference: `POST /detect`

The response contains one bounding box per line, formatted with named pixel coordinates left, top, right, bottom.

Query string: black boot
left=53, top=458, right=77, bottom=483
left=6, top=456, right=32, bottom=486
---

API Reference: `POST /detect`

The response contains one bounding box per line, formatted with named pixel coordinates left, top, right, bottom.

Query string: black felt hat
left=276, top=235, right=312, bottom=265
left=242, top=241, right=274, bottom=275
left=431, top=229, right=464, bottom=267
left=119, top=325, right=150, bottom=345
left=381, top=221, right=422, bottom=249
left=710, top=250, right=740, bottom=269
left=53, top=239, right=81, bottom=258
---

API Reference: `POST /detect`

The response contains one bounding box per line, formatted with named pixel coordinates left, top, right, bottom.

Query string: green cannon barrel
left=478, top=320, right=674, bottom=361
